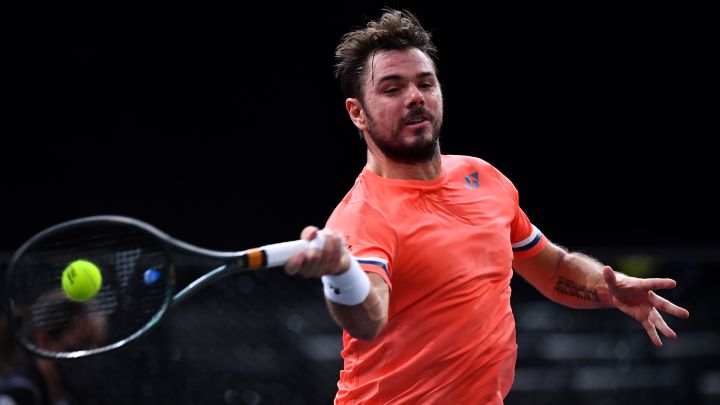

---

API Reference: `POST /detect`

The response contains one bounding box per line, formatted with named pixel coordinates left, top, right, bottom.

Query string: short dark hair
left=334, top=8, right=438, bottom=99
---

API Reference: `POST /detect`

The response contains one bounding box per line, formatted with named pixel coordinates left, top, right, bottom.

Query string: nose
left=405, top=84, right=425, bottom=108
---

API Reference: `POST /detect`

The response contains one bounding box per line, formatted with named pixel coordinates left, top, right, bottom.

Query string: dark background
left=2, top=3, right=717, bottom=404
left=3, top=3, right=716, bottom=250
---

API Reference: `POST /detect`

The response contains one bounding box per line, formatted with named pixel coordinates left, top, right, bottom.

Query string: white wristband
left=321, top=256, right=371, bottom=306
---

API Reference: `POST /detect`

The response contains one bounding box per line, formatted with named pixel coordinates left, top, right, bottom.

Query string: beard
left=365, top=106, right=442, bottom=164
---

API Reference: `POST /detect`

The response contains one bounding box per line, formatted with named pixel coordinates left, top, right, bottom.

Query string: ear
left=345, top=98, right=366, bottom=131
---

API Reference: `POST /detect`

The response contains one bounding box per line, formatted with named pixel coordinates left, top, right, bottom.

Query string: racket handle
left=262, top=233, right=326, bottom=268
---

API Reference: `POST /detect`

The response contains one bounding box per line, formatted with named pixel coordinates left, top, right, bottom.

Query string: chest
left=386, top=183, right=516, bottom=293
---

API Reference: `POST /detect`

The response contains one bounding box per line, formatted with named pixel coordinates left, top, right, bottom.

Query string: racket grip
left=262, top=233, right=326, bottom=267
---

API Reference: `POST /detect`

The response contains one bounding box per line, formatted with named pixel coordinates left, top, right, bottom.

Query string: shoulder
left=326, top=178, right=398, bottom=247
left=327, top=172, right=392, bottom=226
left=442, top=154, right=502, bottom=174
left=327, top=196, right=393, bottom=234
left=442, top=154, right=516, bottom=190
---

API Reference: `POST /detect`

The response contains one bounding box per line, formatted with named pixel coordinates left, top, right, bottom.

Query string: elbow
left=331, top=274, right=390, bottom=341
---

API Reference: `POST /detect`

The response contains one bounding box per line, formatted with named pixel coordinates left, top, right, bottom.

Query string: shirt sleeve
left=326, top=201, right=396, bottom=289
left=489, top=161, right=548, bottom=259
left=510, top=207, right=547, bottom=259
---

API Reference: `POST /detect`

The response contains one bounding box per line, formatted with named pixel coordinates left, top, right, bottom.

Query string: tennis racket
left=5, top=215, right=322, bottom=359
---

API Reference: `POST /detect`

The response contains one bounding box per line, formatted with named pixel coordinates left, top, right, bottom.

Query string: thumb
left=300, top=226, right=319, bottom=241
left=602, top=266, right=618, bottom=290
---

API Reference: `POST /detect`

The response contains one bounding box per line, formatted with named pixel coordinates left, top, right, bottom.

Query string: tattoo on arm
left=554, top=277, right=600, bottom=302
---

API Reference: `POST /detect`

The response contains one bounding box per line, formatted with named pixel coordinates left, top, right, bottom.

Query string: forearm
left=551, top=252, right=614, bottom=309
left=514, top=243, right=615, bottom=309
left=326, top=274, right=389, bottom=340
left=283, top=228, right=390, bottom=340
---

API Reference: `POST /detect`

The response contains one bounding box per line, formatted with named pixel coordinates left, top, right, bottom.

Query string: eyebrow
left=375, top=71, right=435, bottom=86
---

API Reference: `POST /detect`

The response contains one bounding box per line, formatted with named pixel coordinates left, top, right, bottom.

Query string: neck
left=365, top=148, right=442, bottom=180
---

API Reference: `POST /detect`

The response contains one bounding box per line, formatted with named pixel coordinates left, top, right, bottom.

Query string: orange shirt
left=326, top=155, right=547, bottom=404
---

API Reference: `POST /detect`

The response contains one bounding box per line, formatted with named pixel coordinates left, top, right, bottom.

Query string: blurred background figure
left=1, top=291, right=107, bottom=405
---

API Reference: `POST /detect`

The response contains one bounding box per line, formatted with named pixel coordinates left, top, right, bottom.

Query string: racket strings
left=9, top=222, right=172, bottom=356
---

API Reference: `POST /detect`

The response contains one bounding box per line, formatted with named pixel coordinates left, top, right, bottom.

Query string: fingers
left=284, top=227, right=347, bottom=279
left=284, top=250, right=305, bottom=276
left=637, top=304, right=684, bottom=347
left=604, top=267, right=681, bottom=292
left=651, top=310, right=677, bottom=340
left=605, top=267, right=689, bottom=347
left=319, top=231, right=343, bottom=275
left=285, top=226, right=322, bottom=277
left=636, top=277, right=677, bottom=291
left=645, top=308, right=678, bottom=347
left=649, top=291, right=691, bottom=318
left=642, top=318, right=663, bottom=347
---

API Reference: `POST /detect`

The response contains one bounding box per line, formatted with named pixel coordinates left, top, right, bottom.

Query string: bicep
left=512, top=241, right=566, bottom=291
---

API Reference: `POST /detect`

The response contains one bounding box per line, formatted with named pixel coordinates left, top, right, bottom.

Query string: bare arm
left=325, top=273, right=389, bottom=340
left=513, top=241, right=690, bottom=346
left=512, top=242, right=611, bottom=308
left=284, top=226, right=390, bottom=341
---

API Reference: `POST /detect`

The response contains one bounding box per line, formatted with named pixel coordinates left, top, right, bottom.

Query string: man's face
left=37, top=314, right=108, bottom=352
left=356, top=48, right=444, bottom=164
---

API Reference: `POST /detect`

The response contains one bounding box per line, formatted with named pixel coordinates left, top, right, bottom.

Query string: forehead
left=364, top=48, right=436, bottom=85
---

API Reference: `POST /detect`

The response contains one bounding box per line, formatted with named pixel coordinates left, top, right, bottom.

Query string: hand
left=284, top=226, right=350, bottom=278
left=603, top=267, right=690, bottom=347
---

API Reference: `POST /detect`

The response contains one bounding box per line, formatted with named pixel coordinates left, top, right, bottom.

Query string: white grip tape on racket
left=262, top=232, right=370, bottom=305
left=261, top=232, right=328, bottom=268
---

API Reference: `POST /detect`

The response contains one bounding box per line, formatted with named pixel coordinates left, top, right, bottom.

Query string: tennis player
left=284, top=8, right=690, bottom=404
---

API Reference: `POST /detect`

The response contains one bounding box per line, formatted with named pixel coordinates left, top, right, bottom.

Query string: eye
left=384, top=87, right=400, bottom=94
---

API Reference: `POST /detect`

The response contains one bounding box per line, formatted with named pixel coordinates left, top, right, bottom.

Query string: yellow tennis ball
left=62, top=259, right=102, bottom=301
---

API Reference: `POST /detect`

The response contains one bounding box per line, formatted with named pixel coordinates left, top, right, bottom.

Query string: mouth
left=404, top=114, right=430, bottom=127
